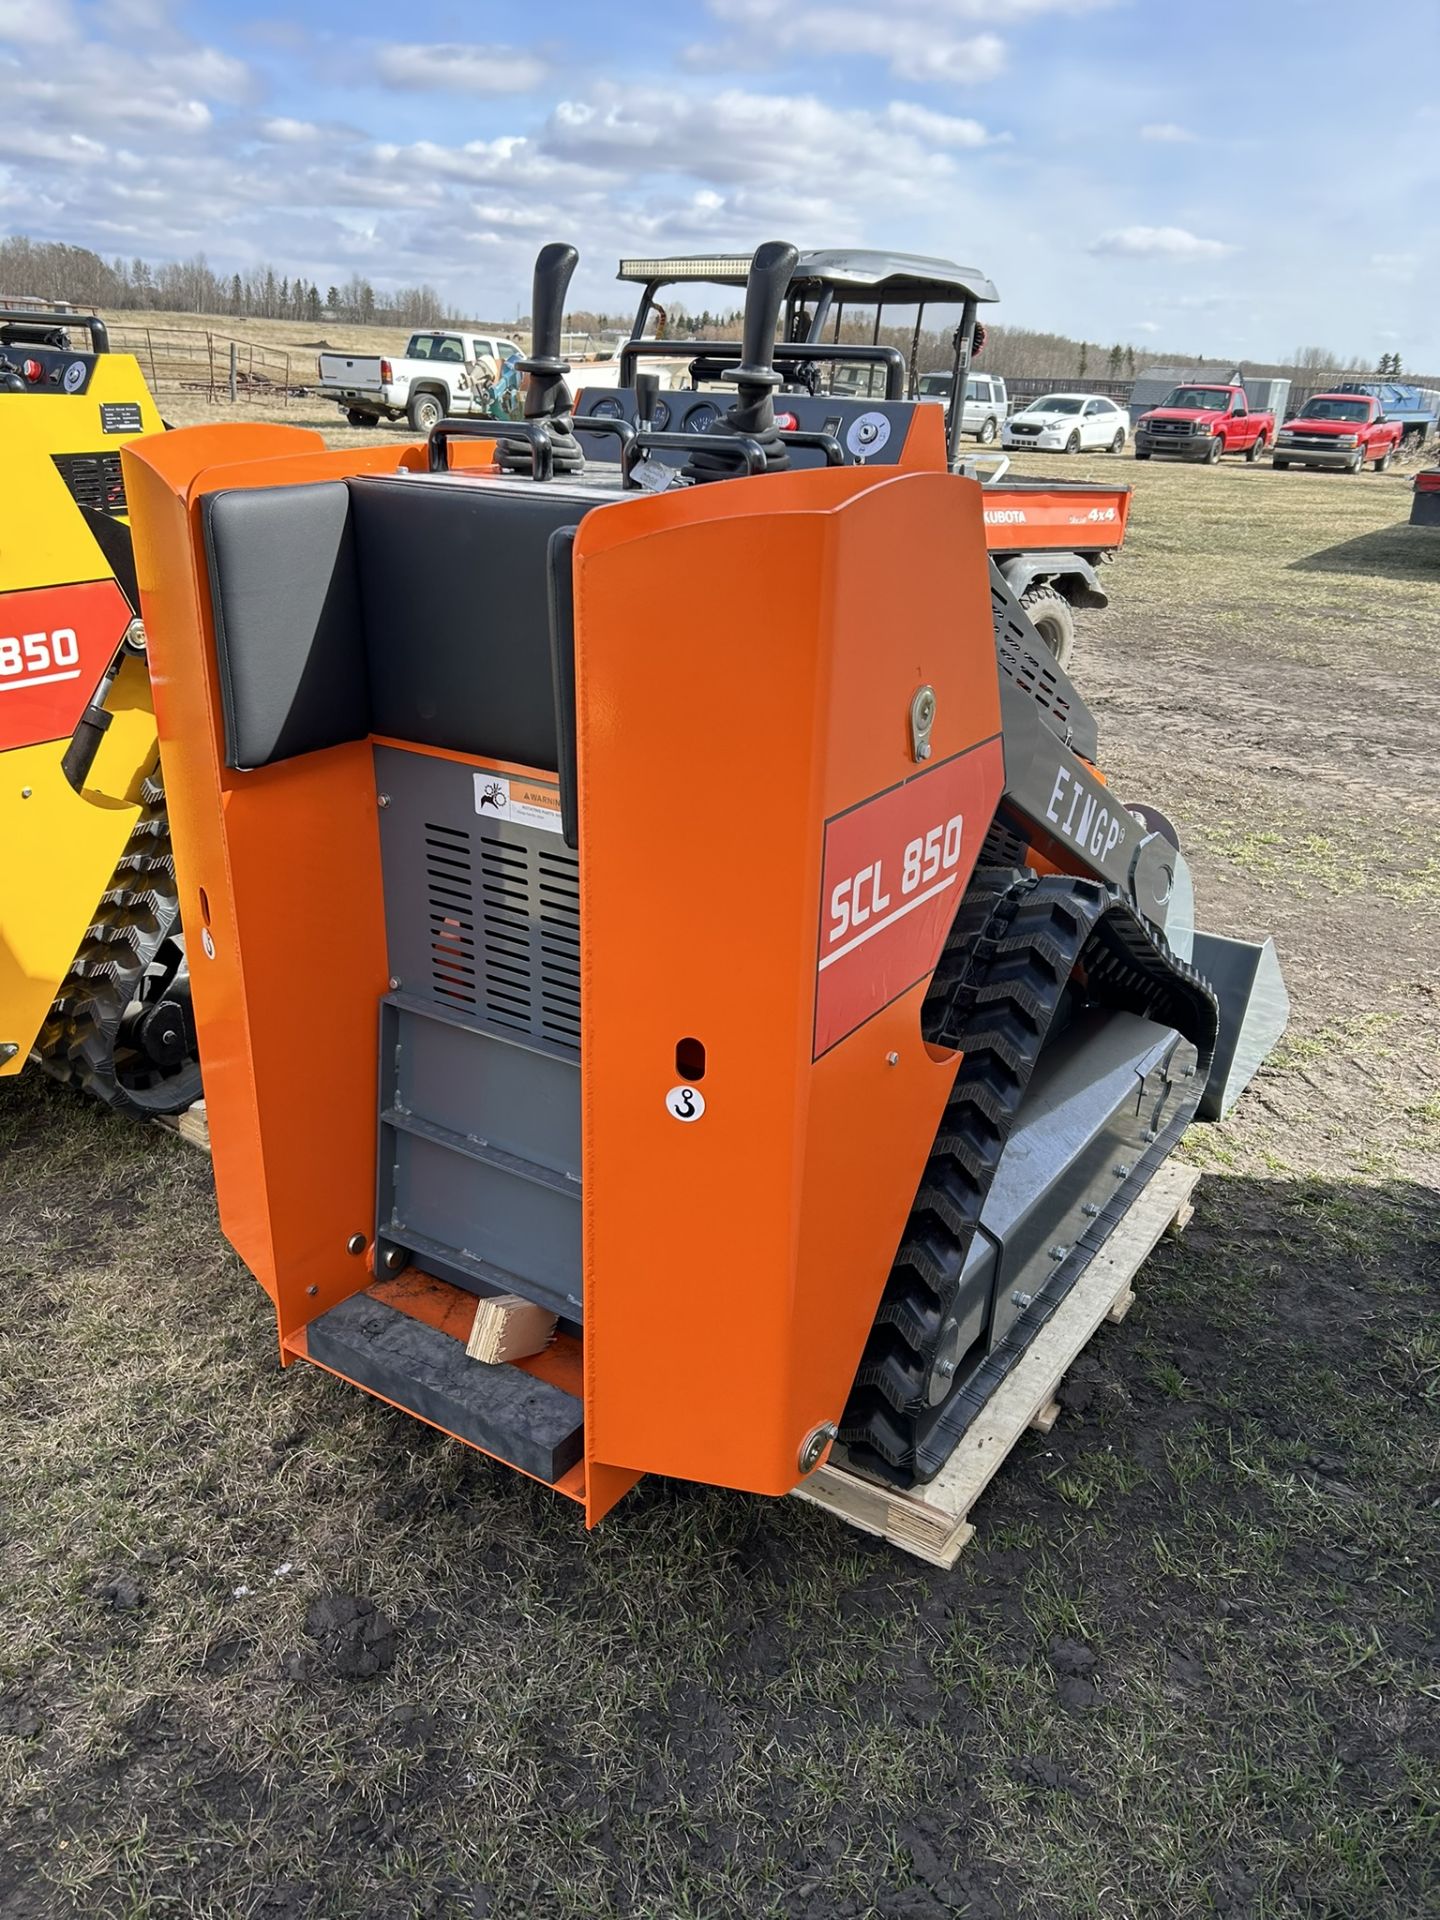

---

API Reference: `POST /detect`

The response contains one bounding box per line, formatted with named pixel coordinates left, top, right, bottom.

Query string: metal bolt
left=0, top=1042, right=18, bottom=1063
left=20, top=787, right=31, bottom=799
left=124, top=619, right=147, bottom=651
left=388, top=977, right=401, bottom=991
left=1081, top=1202, right=1100, bottom=1218
left=935, top=1357, right=956, bottom=1378
left=306, top=1285, right=318, bottom=1297
left=346, top=1234, right=366, bottom=1256
left=381, top=1247, right=406, bottom=1274
left=1144, top=1127, right=1159, bottom=1142
left=798, top=1422, right=838, bottom=1474
left=1114, top=1163, right=1132, bottom=1179
left=885, top=1051, right=900, bottom=1066
left=1048, top=1244, right=1068, bottom=1261
left=1011, top=1290, right=1033, bottom=1309
left=377, top=793, right=391, bottom=808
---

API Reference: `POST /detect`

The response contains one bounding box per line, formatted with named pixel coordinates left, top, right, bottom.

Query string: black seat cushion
left=349, top=476, right=594, bottom=769
left=202, top=481, right=367, bottom=770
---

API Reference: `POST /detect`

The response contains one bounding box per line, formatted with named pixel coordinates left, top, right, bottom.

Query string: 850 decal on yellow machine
left=0, top=303, right=199, bottom=1115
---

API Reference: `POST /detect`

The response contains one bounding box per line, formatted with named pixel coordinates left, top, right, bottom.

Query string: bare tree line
left=0, top=237, right=453, bottom=331
left=2, top=236, right=1430, bottom=386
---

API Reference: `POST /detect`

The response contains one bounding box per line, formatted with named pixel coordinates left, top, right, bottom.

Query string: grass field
left=2, top=442, right=1438, bottom=1919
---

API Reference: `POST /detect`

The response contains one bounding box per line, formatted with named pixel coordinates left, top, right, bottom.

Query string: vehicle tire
left=978, top=416, right=998, bottom=445
left=1273, top=459, right=1290, bottom=471
left=1246, top=433, right=1267, bottom=462
left=1373, top=449, right=1392, bottom=473
left=346, top=408, right=376, bottom=428
left=1019, top=584, right=1076, bottom=669
left=1206, top=434, right=1224, bottom=463
left=1347, top=449, right=1364, bottom=474
left=407, top=389, right=445, bottom=435
left=1065, top=431, right=1081, bottom=455
left=1109, top=429, right=1126, bottom=453
left=1134, top=446, right=1151, bottom=460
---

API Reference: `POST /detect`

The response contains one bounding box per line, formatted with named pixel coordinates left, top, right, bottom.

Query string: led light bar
left=618, top=256, right=754, bottom=283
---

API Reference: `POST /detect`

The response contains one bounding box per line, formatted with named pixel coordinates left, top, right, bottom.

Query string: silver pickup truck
left=316, top=329, right=523, bottom=432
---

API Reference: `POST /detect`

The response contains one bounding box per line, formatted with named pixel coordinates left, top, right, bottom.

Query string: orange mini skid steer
left=123, top=243, right=1287, bottom=1519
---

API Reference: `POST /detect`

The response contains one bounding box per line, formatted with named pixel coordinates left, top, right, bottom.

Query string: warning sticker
left=473, top=770, right=564, bottom=835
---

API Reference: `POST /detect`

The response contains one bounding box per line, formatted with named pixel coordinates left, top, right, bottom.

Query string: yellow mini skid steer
left=0, top=304, right=199, bottom=1115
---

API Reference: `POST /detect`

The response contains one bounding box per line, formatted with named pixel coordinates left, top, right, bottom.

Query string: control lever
left=683, top=239, right=797, bottom=484
left=498, top=241, right=584, bottom=477
left=634, top=371, right=660, bottom=430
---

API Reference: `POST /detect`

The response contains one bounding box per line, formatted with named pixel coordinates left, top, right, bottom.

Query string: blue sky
left=2, top=0, right=1436, bottom=363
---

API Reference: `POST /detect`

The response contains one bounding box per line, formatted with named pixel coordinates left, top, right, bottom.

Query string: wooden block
left=1106, top=1286, right=1136, bottom=1324
left=1166, top=1199, right=1196, bottom=1237
left=1030, top=1397, right=1062, bottom=1434
left=465, top=1292, right=557, bottom=1366
left=156, top=1100, right=210, bottom=1154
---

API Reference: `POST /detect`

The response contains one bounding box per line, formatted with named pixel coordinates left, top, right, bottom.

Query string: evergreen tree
left=1077, top=341, right=1089, bottom=379
left=326, top=285, right=340, bottom=315
left=229, top=272, right=242, bottom=316
left=307, top=283, right=322, bottom=322
left=1125, top=343, right=1136, bottom=378
left=1107, top=342, right=1123, bottom=378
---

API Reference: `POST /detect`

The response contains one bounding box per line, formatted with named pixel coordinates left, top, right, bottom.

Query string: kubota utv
left=122, top=242, right=1287, bottom=1514
left=0, top=303, right=199, bottom=1115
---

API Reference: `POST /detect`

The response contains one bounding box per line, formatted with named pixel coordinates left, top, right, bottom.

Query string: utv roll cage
left=614, top=250, right=1000, bottom=467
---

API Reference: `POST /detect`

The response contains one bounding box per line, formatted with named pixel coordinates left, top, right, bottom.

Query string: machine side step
left=793, top=1160, right=1199, bottom=1568
left=301, top=1287, right=584, bottom=1484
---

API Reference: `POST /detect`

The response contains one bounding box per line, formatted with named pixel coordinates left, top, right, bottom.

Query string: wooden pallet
left=154, top=1099, right=211, bottom=1153
left=791, top=1160, right=1200, bottom=1569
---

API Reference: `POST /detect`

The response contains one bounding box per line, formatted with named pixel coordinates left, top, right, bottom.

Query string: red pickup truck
left=1134, top=384, right=1274, bottom=464
left=1272, top=393, right=1403, bottom=473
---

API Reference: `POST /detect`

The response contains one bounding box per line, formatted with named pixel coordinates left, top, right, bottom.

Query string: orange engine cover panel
left=574, top=464, right=1003, bottom=1498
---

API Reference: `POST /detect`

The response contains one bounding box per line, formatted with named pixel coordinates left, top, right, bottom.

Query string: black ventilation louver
left=53, top=452, right=127, bottom=517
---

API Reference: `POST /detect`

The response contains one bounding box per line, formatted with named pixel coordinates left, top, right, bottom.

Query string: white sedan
left=1002, top=393, right=1131, bottom=454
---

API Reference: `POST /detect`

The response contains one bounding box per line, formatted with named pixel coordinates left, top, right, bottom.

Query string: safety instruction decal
left=813, top=735, right=1006, bottom=1058
left=473, top=771, right=563, bottom=835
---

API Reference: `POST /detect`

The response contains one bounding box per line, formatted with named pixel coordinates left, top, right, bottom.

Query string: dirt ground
left=1, top=434, right=1438, bottom=1919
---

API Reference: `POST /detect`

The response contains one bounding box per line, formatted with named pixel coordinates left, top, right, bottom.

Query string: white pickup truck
left=316, top=329, right=524, bottom=432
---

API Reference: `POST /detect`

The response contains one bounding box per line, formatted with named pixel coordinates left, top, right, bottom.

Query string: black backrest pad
left=350, top=476, right=593, bottom=768
left=202, top=474, right=592, bottom=772
left=202, top=482, right=368, bottom=769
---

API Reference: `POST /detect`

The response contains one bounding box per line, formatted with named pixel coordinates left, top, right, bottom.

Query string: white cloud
left=695, top=1, right=1017, bottom=84
left=884, top=102, right=996, bottom=147
left=0, top=0, right=79, bottom=45
left=1140, top=122, right=1196, bottom=143
left=375, top=43, right=548, bottom=95
left=262, top=118, right=324, bottom=144
left=1089, top=225, right=1234, bottom=259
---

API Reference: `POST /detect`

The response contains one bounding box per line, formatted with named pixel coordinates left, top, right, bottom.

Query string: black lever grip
left=738, top=240, right=798, bottom=388
left=523, top=242, right=579, bottom=386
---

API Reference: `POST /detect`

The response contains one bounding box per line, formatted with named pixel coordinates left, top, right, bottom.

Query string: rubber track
left=838, top=868, right=1219, bottom=1488
left=35, top=772, right=201, bottom=1117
